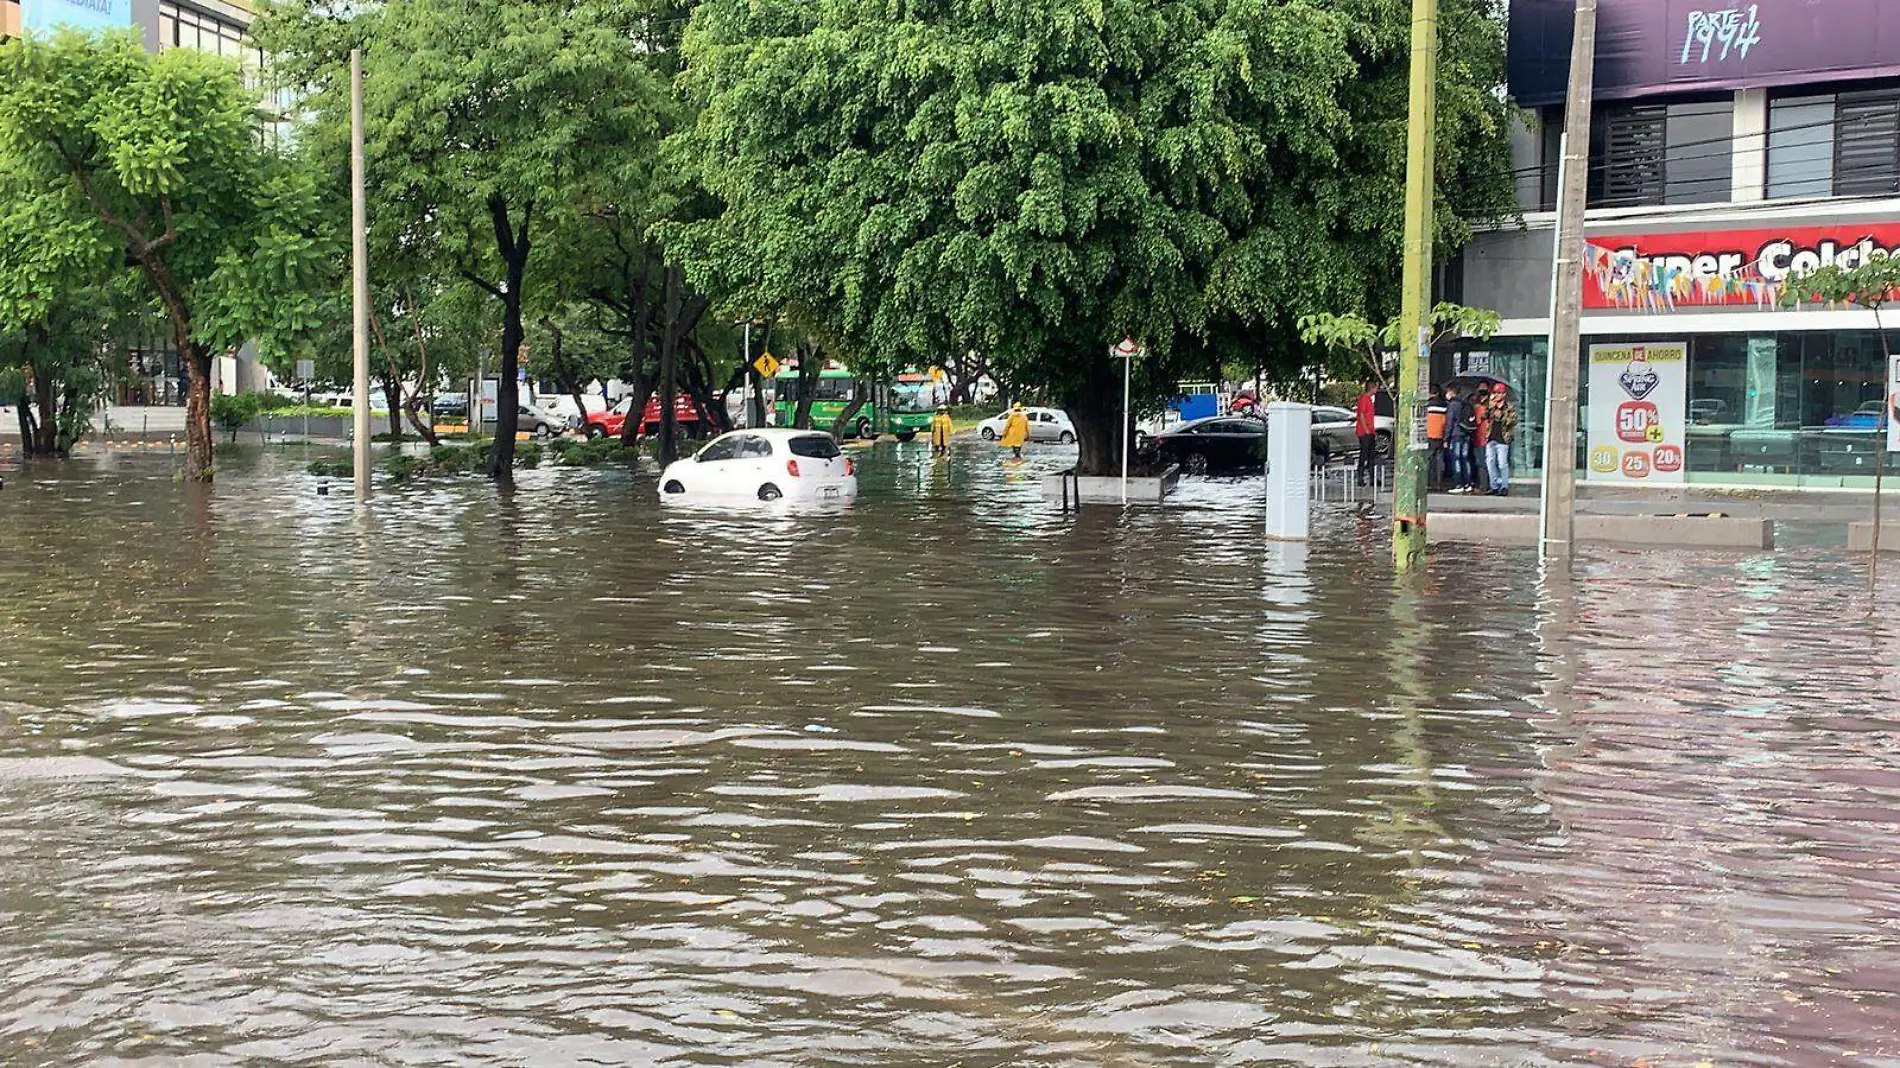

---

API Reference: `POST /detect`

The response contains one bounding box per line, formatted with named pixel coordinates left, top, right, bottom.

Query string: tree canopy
left=258, top=0, right=679, bottom=475
left=0, top=30, right=332, bottom=479
left=669, top=0, right=1516, bottom=471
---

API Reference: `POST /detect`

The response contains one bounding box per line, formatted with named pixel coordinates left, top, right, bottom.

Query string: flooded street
left=2, top=442, right=1898, bottom=1066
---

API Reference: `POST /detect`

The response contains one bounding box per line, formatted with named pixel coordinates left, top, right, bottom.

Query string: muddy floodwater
left=1, top=442, right=1897, bottom=1066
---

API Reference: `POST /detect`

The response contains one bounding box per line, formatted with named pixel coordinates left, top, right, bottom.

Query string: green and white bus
left=772, top=369, right=933, bottom=441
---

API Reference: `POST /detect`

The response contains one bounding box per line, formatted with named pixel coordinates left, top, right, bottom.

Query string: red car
left=583, top=394, right=701, bottom=439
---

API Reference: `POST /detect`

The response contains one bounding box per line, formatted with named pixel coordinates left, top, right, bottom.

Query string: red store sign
left=1583, top=222, right=1900, bottom=311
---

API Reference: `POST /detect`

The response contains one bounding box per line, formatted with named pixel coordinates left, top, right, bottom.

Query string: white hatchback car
left=976, top=406, right=1076, bottom=444
left=659, top=429, right=858, bottom=503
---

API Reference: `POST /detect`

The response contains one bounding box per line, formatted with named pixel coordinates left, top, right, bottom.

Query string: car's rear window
left=788, top=435, right=842, bottom=459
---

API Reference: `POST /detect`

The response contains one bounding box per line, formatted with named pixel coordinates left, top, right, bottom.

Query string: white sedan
left=659, top=428, right=857, bottom=503
left=976, top=406, right=1075, bottom=444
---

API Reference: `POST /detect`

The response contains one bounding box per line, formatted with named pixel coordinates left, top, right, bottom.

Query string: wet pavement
left=1, top=440, right=1897, bottom=1066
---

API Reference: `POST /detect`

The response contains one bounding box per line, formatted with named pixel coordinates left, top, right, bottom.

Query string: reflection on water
left=1, top=442, right=1897, bottom=1066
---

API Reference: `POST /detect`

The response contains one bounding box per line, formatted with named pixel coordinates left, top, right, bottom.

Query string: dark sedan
left=1153, top=415, right=1267, bottom=474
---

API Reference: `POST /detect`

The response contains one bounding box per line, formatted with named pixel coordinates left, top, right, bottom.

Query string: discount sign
left=1587, top=341, right=1687, bottom=485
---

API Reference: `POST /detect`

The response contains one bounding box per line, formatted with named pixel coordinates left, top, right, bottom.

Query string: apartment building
left=1451, top=0, right=1900, bottom=490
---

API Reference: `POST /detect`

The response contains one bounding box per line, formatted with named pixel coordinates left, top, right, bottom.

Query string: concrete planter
left=1847, top=521, right=1900, bottom=553
left=248, top=415, right=353, bottom=439
left=1042, top=466, right=1181, bottom=506
left=1429, top=512, right=1775, bottom=550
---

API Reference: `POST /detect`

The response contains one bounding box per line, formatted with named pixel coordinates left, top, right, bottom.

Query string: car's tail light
left=786, top=459, right=801, bottom=478
left=844, top=459, right=855, bottom=476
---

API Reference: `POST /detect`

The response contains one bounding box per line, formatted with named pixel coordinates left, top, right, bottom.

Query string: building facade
left=1454, top=0, right=1900, bottom=490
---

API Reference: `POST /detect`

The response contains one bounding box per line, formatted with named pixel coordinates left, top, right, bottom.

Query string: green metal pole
left=1392, top=0, right=1439, bottom=572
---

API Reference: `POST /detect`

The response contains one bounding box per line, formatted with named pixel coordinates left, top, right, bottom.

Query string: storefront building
left=1454, top=0, right=1900, bottom=489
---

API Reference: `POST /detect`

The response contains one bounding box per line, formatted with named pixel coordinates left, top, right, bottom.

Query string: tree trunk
left=829, top=393, right=867, bottom=441
left=485, top=193, right=530, bottom=480
left=543, top=317, right=590, bottom=432
left=792, top=346, right=821, bottom=429
left=183, top=343, right=213, bottom=480
left=31, top=367, right=58, bottom=456
left=16, top=400, right=37, bottom=457
left=490, top=287, right=523, bottom=478
left=1064, top=352, right=1123, bottom=476
left=380, top=376, right=404, bottom=439
left=682, top=340, right=729, bottom=435
left=616, top=248, right=655, bottom=446
left=657, top=265, right=683, bottom=465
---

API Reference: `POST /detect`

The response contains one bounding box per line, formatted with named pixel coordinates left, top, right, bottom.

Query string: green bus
left=772, top=369, right=934, bottom=441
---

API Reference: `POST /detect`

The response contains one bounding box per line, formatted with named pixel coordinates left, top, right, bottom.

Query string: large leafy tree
left=0, top=31, right=332, bottom=481
left=671, top=0, right=1515, bottom=473
left=258, top=0, right=673, bottom=478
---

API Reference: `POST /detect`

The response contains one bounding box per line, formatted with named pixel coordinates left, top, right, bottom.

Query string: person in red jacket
left=1354, top=378, right=1379, bottom=487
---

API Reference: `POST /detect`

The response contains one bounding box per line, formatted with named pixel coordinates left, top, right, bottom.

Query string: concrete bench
left=1429, top=512, right=1775, bottom=550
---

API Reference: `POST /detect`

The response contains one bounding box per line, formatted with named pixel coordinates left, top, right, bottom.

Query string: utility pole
left=350, top=48, right=371, bottom=502
left=1540, top=0, right=1597, bottom=567
left=1391, top=0, right=1439, bottom=572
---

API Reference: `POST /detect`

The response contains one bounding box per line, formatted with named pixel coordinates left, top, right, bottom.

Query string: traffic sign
left=753, top=350, right=781, bottom=378
left=295, top=358, right=315, bottom=382
left=1111, top=336, right=1144, bottom=359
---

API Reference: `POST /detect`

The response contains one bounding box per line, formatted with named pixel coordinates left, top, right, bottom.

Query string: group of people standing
left=1428, top=381, right=1518, bottom=496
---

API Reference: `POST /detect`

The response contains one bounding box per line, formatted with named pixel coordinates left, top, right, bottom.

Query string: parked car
left=1826, top=399, right=1887, bottom=429
left=430, top=393, right=470, bottom=420
left=1309, top=405, right=1393, bottom=466
left=515, top=400, right=568, bottom=438
left=1153, top=415, right=1268, bottom=474
left=583, top=394, right=702, bottom=439
left=540, top=393, right=606, bottom=428
left=659, top=429, right=857, bottom=503
left=976, top=406, right=1075, bottom=443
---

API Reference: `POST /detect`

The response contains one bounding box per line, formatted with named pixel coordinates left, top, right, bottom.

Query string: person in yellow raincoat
left=1000, top=403, right=1031, bottom=459
left=929, top=405, right=954, bottom=457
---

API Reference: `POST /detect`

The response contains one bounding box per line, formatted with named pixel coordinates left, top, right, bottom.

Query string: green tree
left=1780, top=257, right=1900, bottom=591
left=670, top=0, right=1515, bottom=473
left=0, top=31, right=333, bottom=481
left=1298, top=302, right=1502, bottom=389
left=258, top=0, right=673, bottom=478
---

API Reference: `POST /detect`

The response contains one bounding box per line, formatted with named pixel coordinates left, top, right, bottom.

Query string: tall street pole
left=1391, top=0, right=1439, bottom=572
left=1541, top=0, right=1596, bottom=567
left=350, top=48, right=371, bottom=502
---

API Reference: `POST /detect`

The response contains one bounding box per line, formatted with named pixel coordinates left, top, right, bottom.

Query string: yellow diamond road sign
left=753, top=351, right=780, bottom=378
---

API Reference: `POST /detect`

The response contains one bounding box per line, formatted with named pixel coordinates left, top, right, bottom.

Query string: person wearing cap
left=1000, top=402, right=1031, bottom=459
left=1483, top=382, right=1519, bottom=496
left=929, top=405, right=954, bottom=457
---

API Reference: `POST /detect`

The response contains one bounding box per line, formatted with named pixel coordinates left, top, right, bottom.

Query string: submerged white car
left=976, top=406, right=1075, bottom=443
left=659, top=429, right=857, bottom=503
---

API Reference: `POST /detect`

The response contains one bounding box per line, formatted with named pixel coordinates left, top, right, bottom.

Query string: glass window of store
left=1468, top=330, right=1894, bottom=489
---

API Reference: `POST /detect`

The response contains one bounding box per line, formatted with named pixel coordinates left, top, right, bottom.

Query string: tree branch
left=461, top=270, right=504, bottom=300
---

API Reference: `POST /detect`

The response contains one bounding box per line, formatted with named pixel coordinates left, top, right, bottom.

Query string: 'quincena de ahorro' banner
left=1588, top=342, right=1688, bottom=484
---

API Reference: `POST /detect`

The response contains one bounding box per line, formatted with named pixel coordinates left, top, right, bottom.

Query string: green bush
left=515, top=441, right=544, bottom=469
left=256, top=392, right=299, bottom=412
left=210, top=393, right=263, bottom=439
left=384, top=454, right=426, bottom=481
left=307, top=459, right=352, bottom=477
